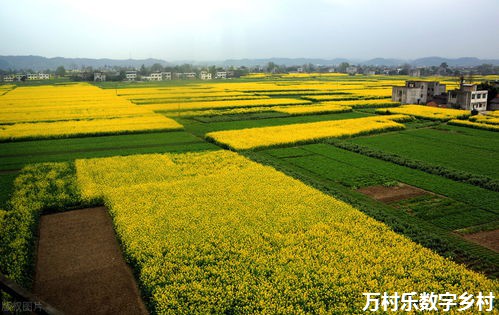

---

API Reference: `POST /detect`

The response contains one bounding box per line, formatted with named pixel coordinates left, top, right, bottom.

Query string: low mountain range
left=0, top=55, right=498, bottom=71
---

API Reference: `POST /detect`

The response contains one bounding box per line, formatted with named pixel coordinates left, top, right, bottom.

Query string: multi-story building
left=346, top=66, right=358, bottom=75
left=448, top=84, right=488, bottom=111
left=392, top=81, right=446, bottom=104
left=162, top=72, right=172, bottom=80
left=93, top=72, right=106, bottom=82
left=2, top=75, right=15, bottom=82
left=200, top=71, right=212, bottom=80
left=125, top=71, right=137, bottom=81
left=215, top=71, right=227, bottom=79
left=150, top=72, right=163, bottom=81
left=26, top=73, right=50, bottom=80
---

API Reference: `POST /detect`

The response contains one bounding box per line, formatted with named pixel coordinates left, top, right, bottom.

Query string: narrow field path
left=34, top=207, right=148, bottom=315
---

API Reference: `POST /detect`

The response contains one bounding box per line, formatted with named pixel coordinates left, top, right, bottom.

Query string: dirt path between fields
left=34, top=207, right=148, bottom=315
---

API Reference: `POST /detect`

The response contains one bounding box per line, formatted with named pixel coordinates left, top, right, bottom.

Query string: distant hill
left=219, top=58, right=352, bottom=67
left=219, top=57, right=499, bottom=67
left=410, top=57, right=499, bottom=67
left=0, top=55, right=498, bottom=70
left=0, top=55, right=170, bottom=71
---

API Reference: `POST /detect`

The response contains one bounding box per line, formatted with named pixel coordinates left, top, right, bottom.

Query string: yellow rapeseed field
left=164, top=106, right=278, bottom=117
left=318, top=99, right=400, bottom=108
left=142, top=98, right=312, bottom=111
left=470, top=114, right=499, bottom=125
left=0, top=115, right=182, bottom=141
left=206, top=115, right=410, bottom=150
left=376, top=105, right=471, bottom=121
left=0, top=83, right=183, bottom=140
left=449, top=119, right=499, bottom=131
left=273, top=104, right=352, bottom=115
left=75, top=150, right=497, bottom=314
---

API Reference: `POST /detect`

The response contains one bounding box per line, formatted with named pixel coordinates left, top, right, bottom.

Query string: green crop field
left=0, top=131, right=216, bottom=171
left=350, top=126, right=499, bottom=179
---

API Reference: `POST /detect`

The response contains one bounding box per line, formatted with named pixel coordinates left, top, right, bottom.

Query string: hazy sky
left=1, top=0, right=498, bottom=61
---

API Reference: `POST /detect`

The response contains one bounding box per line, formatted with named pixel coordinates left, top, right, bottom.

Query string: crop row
left=469, top=114, right=499, bottom=125
left=131, top=94, right=269, bottom=105
left=141, top=98, right=312, bottom=111
left=449, top=119, right=499, bottom=131
left=206, top=115, right=411, bottom=150
left=0, top=115, right=183, bottom=142
left=376, top=105, right=470, bottom=121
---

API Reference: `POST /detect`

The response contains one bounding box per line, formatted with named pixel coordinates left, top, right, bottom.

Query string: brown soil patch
left=463, top=230, right=499, bottom=253
left=357, top=183, right=429, bottom=203
left=34, top=207, right=148, bottom=315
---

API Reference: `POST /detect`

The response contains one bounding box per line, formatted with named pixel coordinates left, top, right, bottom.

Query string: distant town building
left=2, top=75, right=15, bottom=82
left=448, top=83, right=488, bottom=111
left=392, top=81, right=446, bottom=104
left=215, top=71, right=227, bottom=79
left=346, top=66, right=358, bottom=75
left=93, top=72, right=106, bottom=82
left=125, top=71, right=137, bottom=81
left=26, top=73, right=50, bottom=80
left=149, top=72, right=163, bottom=81
left=200, top=71, right=212, bottom=80
left=409, top=69, right=422, bottom=77
left=162, top=72, right=172, bottom=80
left=365, top=70, right=376, bottom=76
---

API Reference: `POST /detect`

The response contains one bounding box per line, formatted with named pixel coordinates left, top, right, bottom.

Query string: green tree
left=139, top=64, right=148, bottom=75
left=55, top=66, right=66, bottom=77
left=150, top=63, right=164, bottom=73
left=337, top=62, right=350, bottom=73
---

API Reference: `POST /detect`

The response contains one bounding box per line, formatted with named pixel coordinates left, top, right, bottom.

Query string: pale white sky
left=1, top=0, right=498, bottom=60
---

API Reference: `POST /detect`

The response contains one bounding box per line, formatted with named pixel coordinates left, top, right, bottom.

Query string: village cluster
left=392, top=79, right=497, bottom=111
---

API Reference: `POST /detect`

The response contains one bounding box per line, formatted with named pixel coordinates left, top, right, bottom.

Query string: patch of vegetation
left=296, top=144, right=499, bottom=213
left=0, top=132, right=217, bottom=171
left=392, top=195, right=497, bottom=230
left=329, top=140, right=499, bottom=191
left=0, top=173, right=17, bottom=208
